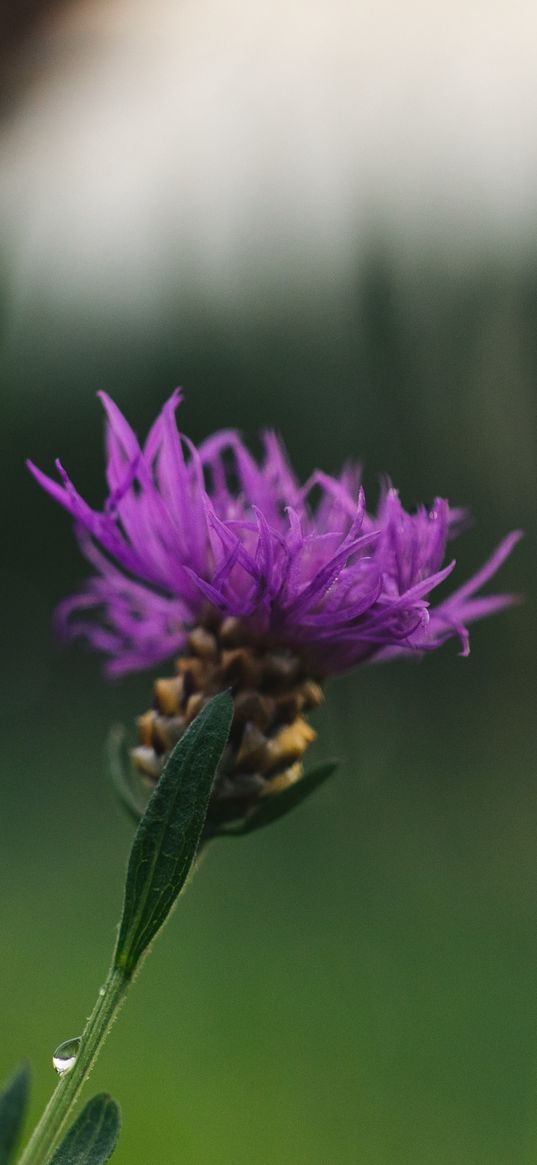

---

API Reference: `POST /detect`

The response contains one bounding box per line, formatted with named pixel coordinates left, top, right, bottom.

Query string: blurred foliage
left=1, top=1, right=72, bottom=97
left=0, top=248, right=535, bottom=1163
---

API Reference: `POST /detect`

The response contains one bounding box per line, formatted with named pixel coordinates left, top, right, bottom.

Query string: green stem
left=18, top=966, right=129, bottom=1165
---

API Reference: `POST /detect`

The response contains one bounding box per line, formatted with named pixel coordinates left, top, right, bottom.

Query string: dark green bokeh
left=1, top=249, right=535, bottom=1163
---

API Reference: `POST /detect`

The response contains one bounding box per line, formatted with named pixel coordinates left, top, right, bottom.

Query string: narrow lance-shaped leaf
left=48, top=1094, right=120, bottom=1165
left=114, top=691, right=233, bottom=978
left=215, top=760, right=339, bottom=837
left=0, top=1063, right=30, bottom=1165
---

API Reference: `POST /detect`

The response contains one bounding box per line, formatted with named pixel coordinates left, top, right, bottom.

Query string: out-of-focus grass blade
left=0, top=1063, right=30, bottom=1165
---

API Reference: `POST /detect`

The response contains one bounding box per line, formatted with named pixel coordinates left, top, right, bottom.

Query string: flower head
left=28, top=389, right=519, bottom=678
left=28, top=391, right=520, bottom=831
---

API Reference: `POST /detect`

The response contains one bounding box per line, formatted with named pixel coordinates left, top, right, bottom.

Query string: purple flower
left=27, top=390, right=520, bottom=681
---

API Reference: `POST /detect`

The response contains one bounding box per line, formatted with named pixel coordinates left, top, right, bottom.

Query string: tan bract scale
left=131, top=617, right=323, bottom=831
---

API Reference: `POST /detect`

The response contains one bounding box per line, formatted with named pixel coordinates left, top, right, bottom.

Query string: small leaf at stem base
left=48, top=1094, right=120, bottom=1165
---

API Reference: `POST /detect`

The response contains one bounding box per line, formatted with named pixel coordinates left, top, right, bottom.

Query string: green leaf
left=217, top=760, right=339, bottom=837
left=0, top=1063, right=30, bottom=1165
left=107, top=724, right=147, bottom=824
left=48, top=1094, right=120, bottom=1165
left=114, top=691, right=233, bottom=977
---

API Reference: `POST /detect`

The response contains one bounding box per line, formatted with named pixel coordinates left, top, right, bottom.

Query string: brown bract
left=131, top=617, right=323, bottom=832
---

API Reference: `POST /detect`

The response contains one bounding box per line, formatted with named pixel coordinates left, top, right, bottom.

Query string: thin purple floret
left=27, top=392, right=521, bottom=677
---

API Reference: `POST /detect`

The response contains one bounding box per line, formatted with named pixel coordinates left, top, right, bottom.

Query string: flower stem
left=18, top=966, right=129, bottom=1165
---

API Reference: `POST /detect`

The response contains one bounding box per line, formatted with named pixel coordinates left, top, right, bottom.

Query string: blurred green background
left=1, top=253, right=534, bottom=1165
left=1, top=7, right=536, bottom=1163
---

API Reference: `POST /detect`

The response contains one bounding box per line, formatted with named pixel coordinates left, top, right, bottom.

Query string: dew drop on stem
left=52, top=1037, right=81, bottom=1076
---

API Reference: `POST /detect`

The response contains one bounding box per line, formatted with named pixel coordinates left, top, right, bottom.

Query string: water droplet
left=52, top=1037, right=81, bottom=1076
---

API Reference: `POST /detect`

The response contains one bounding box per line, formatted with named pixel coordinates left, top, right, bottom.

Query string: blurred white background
left=1, top=0, right=537, bottom=326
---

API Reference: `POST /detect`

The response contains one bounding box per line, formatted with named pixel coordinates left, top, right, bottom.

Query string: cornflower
left=28, top=391, right=520, bottom=832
